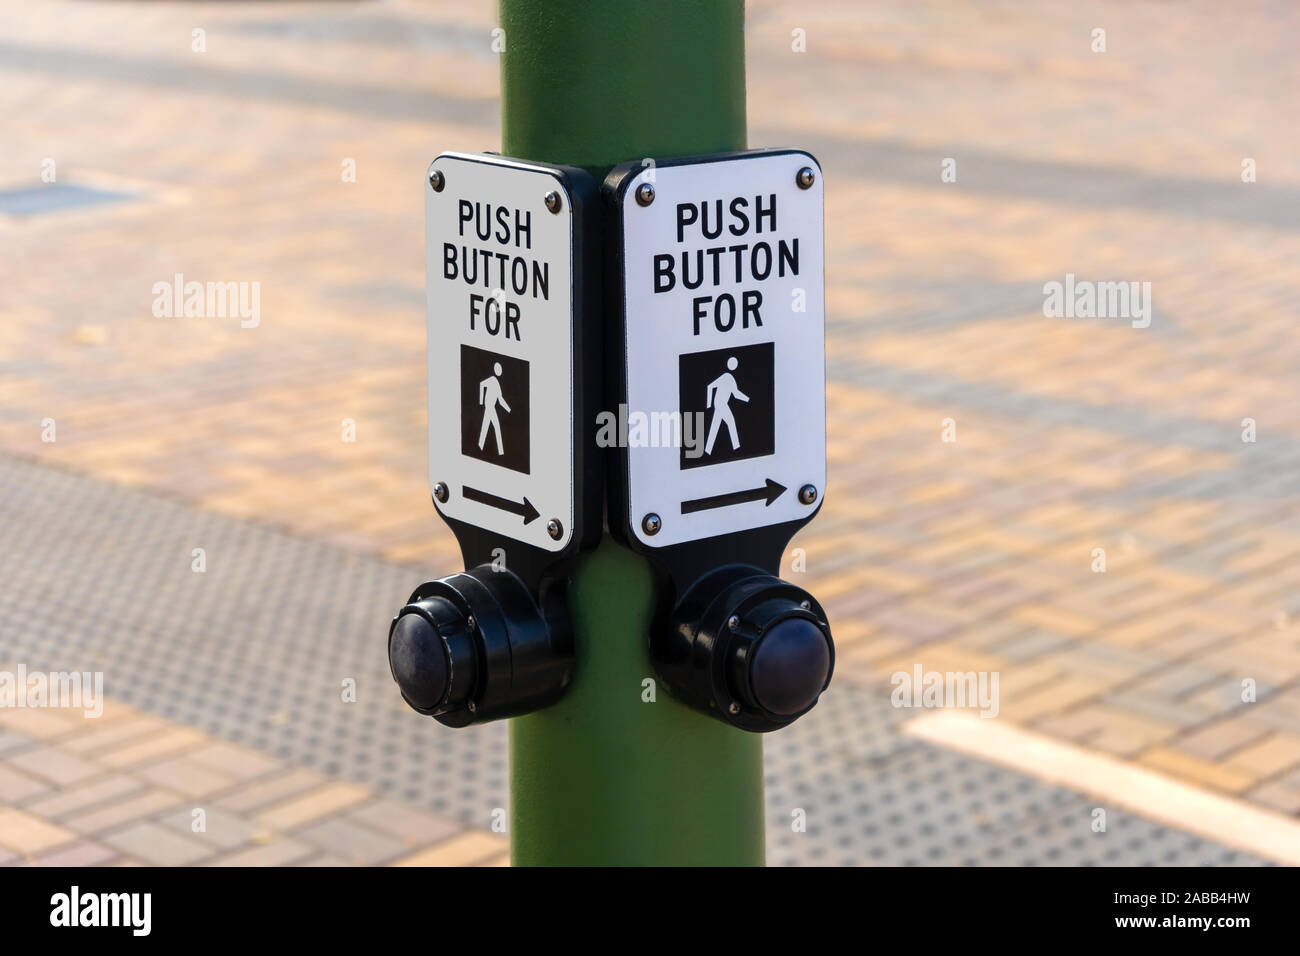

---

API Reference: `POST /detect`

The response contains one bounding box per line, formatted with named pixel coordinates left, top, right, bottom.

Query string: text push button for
left=425, top=152, right=600, bottom=557
left=605, top=149, right=827, bottom=551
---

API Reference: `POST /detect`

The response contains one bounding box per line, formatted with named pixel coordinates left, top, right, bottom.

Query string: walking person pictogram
left=478, top=362, right=511, bottom=455
left=461, top=346, right=530, bottom=474
left=704, top=356, right=749, bottom=455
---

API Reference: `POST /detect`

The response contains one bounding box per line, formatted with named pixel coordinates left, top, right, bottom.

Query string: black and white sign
left=426, top=152, right=591, bottom=554
left=459, top=344, right=530, bottom=475
left=608, top=150, right=826, bottom=549
left=678, top=342, right=775, bottom=470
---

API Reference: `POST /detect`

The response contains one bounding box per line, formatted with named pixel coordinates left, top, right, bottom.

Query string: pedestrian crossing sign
left=604, top=149, right=827, bottom=550
left=425, top=152, right=598, bottom=559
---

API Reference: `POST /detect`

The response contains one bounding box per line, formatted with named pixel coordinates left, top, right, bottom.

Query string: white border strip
left=904, top=709, right=1300, bottom=866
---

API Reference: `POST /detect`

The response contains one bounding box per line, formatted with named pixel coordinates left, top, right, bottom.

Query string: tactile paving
left=0, top=455, right=1269, bottom=865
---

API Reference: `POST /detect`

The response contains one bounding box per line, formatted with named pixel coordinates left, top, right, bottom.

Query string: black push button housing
left=387, top=566, right=572, bottom=727
left=655, top=565, right=834, bottom=733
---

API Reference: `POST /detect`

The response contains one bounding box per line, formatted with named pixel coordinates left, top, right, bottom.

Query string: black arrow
left=681, top=478, right=786, bottom=515
left=462, top=485, right=540, bottom=524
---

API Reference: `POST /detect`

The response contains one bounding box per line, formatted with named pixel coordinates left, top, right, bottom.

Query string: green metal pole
left=501, top=0, right=763, bottom=866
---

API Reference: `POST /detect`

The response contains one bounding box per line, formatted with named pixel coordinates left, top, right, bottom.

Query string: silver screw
left=544, top=190, right=562, bottom=213
left=433, top=482, right=449, bottom=503
left=466, top=615, right=476, bottom=631
left=635, top=182, right=655, bottom=206
left=467, top=700, right=477, bottom=713
left=798, top=483, right=818, bottom=505
left=642, top=513, right=661, bottom=535
left=728, top=702, right=741, bottom=715
left=727, top=615, right=740, bottom=630
left=429, top=169, right=445, bottom=192
left=546, top=519, right=563, bottom=540
left=800, top=600, right=811, bottom=610
left=796, top=166, right=815, bottom=189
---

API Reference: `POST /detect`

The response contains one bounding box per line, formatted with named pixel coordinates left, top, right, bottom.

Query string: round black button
left=389, top=611, right=451, bottom=711
left=748, top=617, right=831, bottom=715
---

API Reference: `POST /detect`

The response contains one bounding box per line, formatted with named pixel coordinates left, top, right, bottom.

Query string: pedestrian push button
left=387, top=567, right=572, bottom=727
left=654, top=565, right=834, bottom=733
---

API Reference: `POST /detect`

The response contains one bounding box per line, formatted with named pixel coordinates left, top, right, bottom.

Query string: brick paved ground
left=0, top=689, right=506, bottom=866
left=2, top=0, right=1299, bottom=860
